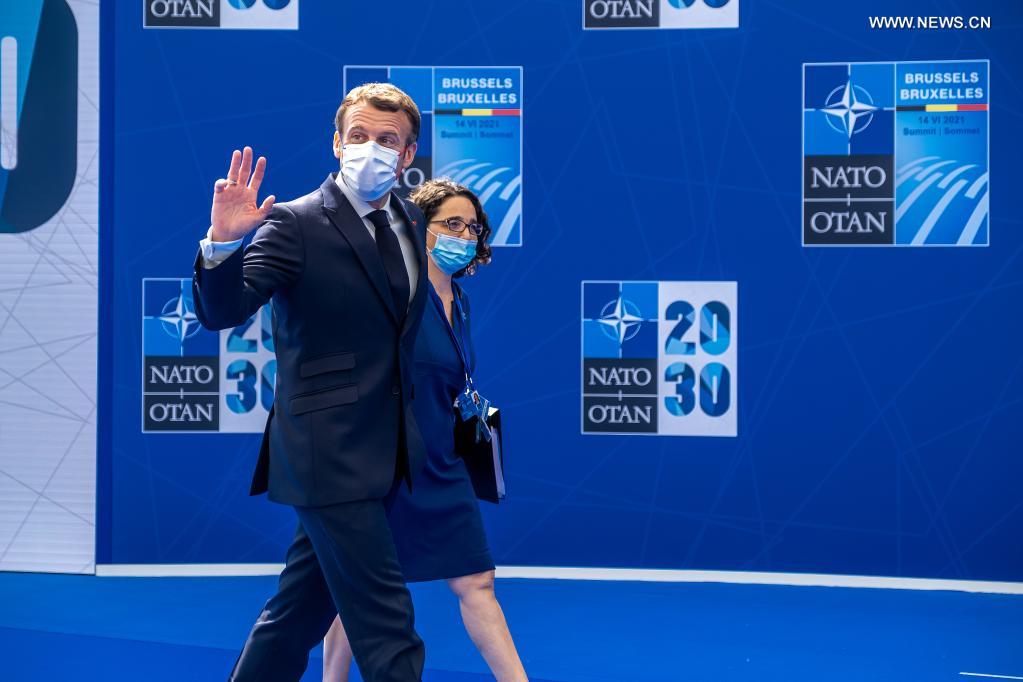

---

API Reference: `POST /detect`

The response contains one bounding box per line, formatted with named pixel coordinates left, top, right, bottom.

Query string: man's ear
left=401, top=142, right=418, bottom=171
left=333, top=131, right=342, bottom=160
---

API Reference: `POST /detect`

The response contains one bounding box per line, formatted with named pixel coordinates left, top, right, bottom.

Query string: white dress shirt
left=199, top=174, right=419, bottom=307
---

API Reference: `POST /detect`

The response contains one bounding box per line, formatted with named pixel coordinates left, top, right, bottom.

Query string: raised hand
left=210, top=146, right=276, bottom=242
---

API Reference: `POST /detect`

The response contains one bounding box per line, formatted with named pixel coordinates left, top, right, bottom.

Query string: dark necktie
left=366, top=209, right=410, bottom=316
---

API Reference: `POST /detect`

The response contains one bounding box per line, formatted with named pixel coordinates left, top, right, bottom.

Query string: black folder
left=455, top=407, right=506, bottom=504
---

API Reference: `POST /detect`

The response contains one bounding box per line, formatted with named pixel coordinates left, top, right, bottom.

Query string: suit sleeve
left=192, top=203, right=304, bottom=331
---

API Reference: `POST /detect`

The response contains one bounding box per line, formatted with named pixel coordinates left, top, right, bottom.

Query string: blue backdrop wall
left=98, top=0, right=1023, bottom=582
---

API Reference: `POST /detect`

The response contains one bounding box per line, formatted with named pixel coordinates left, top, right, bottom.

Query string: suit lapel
left=320, top=174, right=400, bottom=324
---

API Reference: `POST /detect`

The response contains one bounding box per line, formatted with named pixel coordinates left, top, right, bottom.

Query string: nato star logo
left=821, top=80, right=878, bottom=139
left=598, top=296, right=644, bottom=344
left=160, top=294, right=201, bottom=343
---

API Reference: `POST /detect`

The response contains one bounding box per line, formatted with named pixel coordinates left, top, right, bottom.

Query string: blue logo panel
left=143, top=0, right=299, bottom=29
left=583, top=281, right=658, bottom=360
left=344, top=66, right=523, bottom=247
left=583, top=0, right=739, bottom=29
left=803, top=60, right=988, bottom=247
left=141, top=279, right=274, bottom=433
left=142, top=279, right=218, bottom=357
left=894, top=61, right=989, bottom=246
left=582, top=281, right=737, bottom=436
left=141, top=279, right=220, bottom=431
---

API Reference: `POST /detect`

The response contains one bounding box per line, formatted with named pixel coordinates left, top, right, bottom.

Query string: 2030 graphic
left=581, top=281, right=738, bottom=437
left=583, top=0, right=738, bottom=30
left=141, top=279, right=275, bottom=433
left=143, top=0, right=298, bottom=29
left=0, top=0, right=78, bottom=234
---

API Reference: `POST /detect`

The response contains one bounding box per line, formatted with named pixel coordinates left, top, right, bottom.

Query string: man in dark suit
left=192, top=83, right=429, bottom=682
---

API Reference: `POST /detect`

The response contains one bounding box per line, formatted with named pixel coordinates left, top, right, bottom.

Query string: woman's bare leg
left=322, top=615, right=353, bottom=682
left=447, top=570, right=528, bottom=681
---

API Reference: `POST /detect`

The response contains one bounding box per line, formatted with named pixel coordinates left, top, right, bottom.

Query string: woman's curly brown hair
left=409, top=178, right=493, bottom=278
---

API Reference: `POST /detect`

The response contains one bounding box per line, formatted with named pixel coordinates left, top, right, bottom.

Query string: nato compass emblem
left=821, top=80, right=878, bottom=139
left=159, top=292, right=202, bottom=344
left=597, top=295, right=645, bottom=345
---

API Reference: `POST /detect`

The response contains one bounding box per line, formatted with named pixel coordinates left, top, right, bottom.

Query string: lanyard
left=430, top=284, right=493, bottom=441
left=428, top=284, right=474, bottom=386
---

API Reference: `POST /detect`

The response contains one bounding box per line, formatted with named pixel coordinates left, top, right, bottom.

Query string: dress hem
left=402, top=554, right=496, bottom=584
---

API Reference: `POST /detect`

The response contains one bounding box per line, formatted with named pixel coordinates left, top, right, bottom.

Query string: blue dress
left=387, top=280, right=496, bottom=582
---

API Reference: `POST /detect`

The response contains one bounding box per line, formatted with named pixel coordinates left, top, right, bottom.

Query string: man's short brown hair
left=335, top=83, right=421, bottom=145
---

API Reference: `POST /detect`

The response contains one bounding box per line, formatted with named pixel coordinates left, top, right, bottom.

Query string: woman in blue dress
left=323, top=180, right=527, bottom=682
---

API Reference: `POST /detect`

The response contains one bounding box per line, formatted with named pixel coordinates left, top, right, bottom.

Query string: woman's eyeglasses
left=430, top=218, right=483, bottom=236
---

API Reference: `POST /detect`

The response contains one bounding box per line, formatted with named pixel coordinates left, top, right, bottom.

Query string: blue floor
left=1, top=572, right=1021, bottom=681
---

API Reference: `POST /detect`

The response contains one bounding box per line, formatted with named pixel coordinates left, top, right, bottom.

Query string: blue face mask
left=428, top=230, right=477, bottom=275
left=340, top=141, right=400, bottom=202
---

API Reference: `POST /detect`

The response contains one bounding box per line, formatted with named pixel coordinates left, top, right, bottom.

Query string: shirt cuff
left=199, top=228, right=243, bottom=269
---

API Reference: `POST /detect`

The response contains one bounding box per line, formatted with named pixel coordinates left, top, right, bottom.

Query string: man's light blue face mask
left=340, top=140, right=402, bottom=202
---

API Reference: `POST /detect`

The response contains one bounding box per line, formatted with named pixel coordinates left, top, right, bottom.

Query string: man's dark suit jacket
left=193, top=173, right=428, bottom=507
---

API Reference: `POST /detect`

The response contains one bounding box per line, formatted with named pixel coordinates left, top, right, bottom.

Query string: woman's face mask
left=427, top=230, right=477, bottom=275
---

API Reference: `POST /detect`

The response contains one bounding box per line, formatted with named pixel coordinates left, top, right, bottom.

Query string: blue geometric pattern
left=895, top=160, right=989, bottom=245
